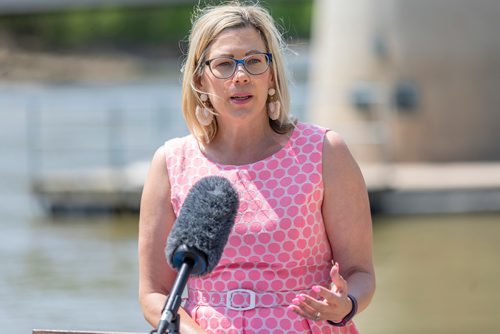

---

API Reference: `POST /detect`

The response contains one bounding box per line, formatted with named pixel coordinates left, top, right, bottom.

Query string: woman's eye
left=214, top=60, right=233, bottom=68
left=247, top=57, right=261, bottom=65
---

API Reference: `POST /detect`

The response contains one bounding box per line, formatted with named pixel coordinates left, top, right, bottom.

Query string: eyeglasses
left=205, top=53, right=272, bottom=79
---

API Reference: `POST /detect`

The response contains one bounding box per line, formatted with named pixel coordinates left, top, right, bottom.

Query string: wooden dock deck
left=362, top=163, right=500, bottom=214
left=31, top=162, right=500, bottom=215
left=33, top=330, right=146, bottom=334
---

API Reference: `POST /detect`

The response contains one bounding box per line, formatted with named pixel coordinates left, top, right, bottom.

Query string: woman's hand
left=287, top=262, right=354, bottom=323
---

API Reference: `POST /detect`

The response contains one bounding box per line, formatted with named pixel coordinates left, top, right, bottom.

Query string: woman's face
left=198, top=26, right=274, bottom=124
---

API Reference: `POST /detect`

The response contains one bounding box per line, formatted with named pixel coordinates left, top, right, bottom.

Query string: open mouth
left=230, top=95, right=253, bottom=101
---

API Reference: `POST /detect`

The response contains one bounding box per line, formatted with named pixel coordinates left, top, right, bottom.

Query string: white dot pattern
left=164, top=122, right=359, bottom=334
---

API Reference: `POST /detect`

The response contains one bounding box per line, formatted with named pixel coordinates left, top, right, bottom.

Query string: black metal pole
left=155, top=259, right=194, bottom=334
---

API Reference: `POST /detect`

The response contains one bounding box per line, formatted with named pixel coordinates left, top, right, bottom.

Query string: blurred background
left=1, top=0, right=499, bottom=333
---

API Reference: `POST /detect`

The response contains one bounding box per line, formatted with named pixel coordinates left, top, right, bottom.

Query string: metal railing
left=23, top=96, right=187, bottom=179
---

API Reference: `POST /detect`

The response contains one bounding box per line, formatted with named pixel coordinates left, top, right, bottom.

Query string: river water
left=3, top=210, right=499, bottom=333
left=1, top=68, right=500, bottom=333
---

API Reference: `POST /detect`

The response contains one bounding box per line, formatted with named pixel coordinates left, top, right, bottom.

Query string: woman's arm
left=138, top=146, right=206, bottom=334
left=287, top=131, right=375, bottom=323
left=321, top=130, right=376, bottom=317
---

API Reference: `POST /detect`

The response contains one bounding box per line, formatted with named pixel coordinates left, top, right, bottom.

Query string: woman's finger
left=287, top=305, right=322, bottom=321
left=330, top=262, right=347, bottom=295
left=297, top=293, right=325, bottom=309
left=288, top=294, right=323, bottom=320
left=312, top=284, right=339, bottom=305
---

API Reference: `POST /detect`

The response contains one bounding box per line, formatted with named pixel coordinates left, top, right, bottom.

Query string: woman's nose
left=232, top=64, right=250, bottom=83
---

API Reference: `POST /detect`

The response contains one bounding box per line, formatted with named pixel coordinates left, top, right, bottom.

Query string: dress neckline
left=194, top=122, right=301, bottom=169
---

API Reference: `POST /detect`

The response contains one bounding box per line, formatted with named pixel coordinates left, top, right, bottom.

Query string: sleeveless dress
left=164, top=122, right=359, bottom=334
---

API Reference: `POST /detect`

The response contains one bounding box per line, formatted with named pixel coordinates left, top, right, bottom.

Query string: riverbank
left=364, top=163, right=500, bottom=214
left=31, top=162, right=500, bottom=216
left=0, top=47, right=180, bottom=83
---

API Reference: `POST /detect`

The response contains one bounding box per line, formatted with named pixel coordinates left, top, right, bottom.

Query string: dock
left=33, top=330, right=146, bottom=334
left=31, top=161, right=147, bottom=215
left=362, top=163, right=500, bottom=214
left=31, top=162, right=500, bottom=215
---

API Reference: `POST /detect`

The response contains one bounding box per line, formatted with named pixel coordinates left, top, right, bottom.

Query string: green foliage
left=0, top=1, right=312, bottom=53
left=267, top=1, right=313, bottom=41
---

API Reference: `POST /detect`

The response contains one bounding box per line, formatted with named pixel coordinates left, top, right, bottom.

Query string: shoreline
left=0, top=47, right=182, bottom=83
left=31, top=162, right=500, bottom=216
left=0, top=42, right=310, bottom=84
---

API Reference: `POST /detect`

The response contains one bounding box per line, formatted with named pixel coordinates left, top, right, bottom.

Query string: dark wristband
left=327, top=294, right=358, bottom=327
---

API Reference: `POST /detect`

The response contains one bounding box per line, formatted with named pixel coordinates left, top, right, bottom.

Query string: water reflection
left=1, top=214, right=146, bottom=333
left=1, top=211, right=500, bottom=333
left=357, top=213, right=500, bottom=334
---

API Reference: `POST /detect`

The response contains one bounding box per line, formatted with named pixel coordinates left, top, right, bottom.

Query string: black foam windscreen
left=165, top=175, right=239, bottom=276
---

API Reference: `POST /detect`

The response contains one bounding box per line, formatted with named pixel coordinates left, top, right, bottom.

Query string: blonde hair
left=181, top=1, right=295, bottom=144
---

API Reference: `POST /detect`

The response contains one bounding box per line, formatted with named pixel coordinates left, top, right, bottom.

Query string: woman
left=138, top=2, right=375, bottom=333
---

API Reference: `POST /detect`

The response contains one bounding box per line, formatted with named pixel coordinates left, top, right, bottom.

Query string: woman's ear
left=194, top=75, right=204, bottom=91
left=268, top=66, right=275, bottom=86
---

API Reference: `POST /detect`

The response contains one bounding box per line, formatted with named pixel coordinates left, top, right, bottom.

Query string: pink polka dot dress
left=164, top=122, right=359, bottom=334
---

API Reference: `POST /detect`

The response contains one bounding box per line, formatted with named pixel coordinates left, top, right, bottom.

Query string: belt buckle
left=226, top=289, right=256, bottom=311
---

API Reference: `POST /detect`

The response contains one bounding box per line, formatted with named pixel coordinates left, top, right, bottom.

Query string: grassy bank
left=0, top=1, right=312, bottom=56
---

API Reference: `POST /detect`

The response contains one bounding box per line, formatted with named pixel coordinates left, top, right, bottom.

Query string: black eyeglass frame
left=204, top=52, right=273, bottom=79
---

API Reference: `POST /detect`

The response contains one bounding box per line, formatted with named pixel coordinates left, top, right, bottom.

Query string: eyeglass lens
left=209, top=54, right=270, bottom=79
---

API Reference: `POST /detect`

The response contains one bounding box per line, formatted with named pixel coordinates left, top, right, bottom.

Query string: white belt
left=188, top=288, right=309, bottom=311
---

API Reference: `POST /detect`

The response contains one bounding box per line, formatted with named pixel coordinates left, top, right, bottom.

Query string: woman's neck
left=202, top=122, right=289, bottom=166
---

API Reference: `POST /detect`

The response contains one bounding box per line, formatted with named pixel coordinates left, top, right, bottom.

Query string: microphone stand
left=151, top=259, right=194, bottom=334
left=150, top=245, right=207, bottom=334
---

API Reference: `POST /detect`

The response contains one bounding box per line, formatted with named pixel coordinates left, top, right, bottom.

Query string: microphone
left=155, top=175, right=239, bottom=334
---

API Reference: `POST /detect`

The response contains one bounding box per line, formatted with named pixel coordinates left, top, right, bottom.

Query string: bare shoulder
left=146, top=145, right=169, bottom=184
left=323, top=130, right=348, bottom=153
left=322, top=130, right=361, bottom=180
left=140, top=145, right=172, bottom=217
left=150, top=145, right=167, bottom=171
